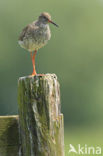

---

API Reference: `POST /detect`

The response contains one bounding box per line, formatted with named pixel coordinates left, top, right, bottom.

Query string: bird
left=18, top=12, right=58, bottom=76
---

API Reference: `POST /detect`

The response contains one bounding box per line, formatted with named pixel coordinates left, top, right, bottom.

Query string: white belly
left=18, top=39, right=47, bottom=51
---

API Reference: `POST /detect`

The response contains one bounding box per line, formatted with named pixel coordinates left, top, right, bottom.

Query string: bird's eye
left=43, top=16, right=48, bottom=20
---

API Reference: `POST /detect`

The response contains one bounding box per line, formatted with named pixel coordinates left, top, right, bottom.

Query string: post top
left=18, top=73, right=57, bottom=81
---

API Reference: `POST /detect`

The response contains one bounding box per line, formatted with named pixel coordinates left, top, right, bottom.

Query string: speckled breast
left=19, top=25, right=51, bottom=52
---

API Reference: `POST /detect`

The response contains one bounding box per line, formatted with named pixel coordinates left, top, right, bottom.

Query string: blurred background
left=0, top=0, right=103, bottom=155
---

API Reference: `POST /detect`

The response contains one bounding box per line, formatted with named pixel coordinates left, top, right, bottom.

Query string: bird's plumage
left=18, top=12, right=52, bottom=52
left=18, top=22, right=51, bottom=51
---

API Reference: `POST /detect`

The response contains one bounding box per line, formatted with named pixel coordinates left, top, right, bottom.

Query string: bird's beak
left=48, top=20, right=59, bottom=27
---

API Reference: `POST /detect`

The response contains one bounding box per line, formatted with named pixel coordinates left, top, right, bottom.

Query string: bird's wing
left=18, top=23, right=39, bottom=41
left=18, top=25, right=29, bottom=41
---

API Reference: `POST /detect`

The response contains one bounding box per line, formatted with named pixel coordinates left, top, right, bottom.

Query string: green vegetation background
left=0, top=0, right=103, bottom=155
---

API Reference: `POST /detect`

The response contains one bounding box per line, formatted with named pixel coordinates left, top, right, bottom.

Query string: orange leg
left=30, top=50, right=37, bottom=76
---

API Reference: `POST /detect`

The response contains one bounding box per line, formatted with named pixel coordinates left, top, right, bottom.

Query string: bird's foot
left=31, top=71, right=37, bottom=76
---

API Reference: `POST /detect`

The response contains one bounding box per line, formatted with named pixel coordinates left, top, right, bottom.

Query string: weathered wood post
left=0, top=116, right=19, bottom=156
left=18, top=74, right=64, bottom=156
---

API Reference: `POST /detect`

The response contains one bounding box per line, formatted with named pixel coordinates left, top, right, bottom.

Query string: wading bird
left=18, top=12, right=58, bottom=76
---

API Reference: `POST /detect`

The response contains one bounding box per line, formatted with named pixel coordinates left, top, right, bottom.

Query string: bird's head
left=38, top=12, right=59, bottom=27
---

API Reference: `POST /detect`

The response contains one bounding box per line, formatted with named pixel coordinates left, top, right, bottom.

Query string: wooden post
left=18, top=74, right=64, bottom=156
left=0, top=116, right=19, bottom=156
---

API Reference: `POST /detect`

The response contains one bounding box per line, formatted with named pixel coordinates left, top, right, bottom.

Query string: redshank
left=18, top=12, right=58, bottom=76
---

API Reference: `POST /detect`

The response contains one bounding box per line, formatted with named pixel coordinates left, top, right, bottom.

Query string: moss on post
left=0, top=116, right=19, bottom=156
left=18, top=74, right=64, bottom=156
